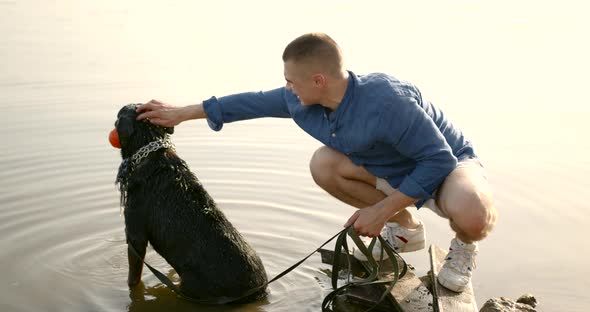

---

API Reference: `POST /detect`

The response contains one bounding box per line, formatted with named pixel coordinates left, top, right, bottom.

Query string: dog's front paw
left=127, top=275, right=142, bottom=287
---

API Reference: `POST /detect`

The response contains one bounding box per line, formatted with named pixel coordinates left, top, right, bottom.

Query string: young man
left=136, top=33, right=497, bottom=292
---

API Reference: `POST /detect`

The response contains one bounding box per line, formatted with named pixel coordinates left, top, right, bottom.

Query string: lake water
left=1, top=1, right=589, bottom=311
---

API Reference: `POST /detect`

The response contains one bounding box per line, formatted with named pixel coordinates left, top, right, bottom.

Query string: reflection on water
left=1, top=1, right=589, bottom=311
left=125, top=271, right=271, bottom=312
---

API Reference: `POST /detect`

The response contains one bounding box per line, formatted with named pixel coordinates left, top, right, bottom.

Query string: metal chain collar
left=130, top=137, right=175, bottom=167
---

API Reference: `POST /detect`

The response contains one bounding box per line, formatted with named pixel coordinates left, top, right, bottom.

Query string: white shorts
left=375, top=158, right=484, bottom=219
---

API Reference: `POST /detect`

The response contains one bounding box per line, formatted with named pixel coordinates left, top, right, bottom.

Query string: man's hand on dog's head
left=136, top=100, right=206, bottom=128
left=136, top=99, right=176, bottom=127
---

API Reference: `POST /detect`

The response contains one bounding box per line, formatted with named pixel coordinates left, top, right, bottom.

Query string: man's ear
left=312, top=73, right=326, bottom=88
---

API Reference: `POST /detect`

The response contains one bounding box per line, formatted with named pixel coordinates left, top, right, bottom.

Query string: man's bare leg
left=309, top=146, right=420, bottom=229
left=434, top=162, right=498, bottom=292
left=436, top=164, right=498, bottom=243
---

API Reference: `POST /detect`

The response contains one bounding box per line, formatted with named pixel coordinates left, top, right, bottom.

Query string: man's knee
left=451, top=190, right=497, bottom=241
left=309, top=146, right=340, bottom=187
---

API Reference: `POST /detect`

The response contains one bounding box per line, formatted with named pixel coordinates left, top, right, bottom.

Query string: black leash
left=128, top=225, right=407, bottom=310
left=322, top=228, right=407, bottom=312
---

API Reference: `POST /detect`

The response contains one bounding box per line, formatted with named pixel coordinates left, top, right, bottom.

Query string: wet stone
left=516, top=293, right=537, bottom=308
left=479, top=294, right=538, bottom=312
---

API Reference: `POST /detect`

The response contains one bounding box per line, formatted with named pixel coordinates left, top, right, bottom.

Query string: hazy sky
left=1, top=0, right=588, bottom=113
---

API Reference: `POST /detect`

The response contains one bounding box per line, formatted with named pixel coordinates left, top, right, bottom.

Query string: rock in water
left=479, top=294, right=538, bottom=312
left=516, top=293, right=537, bottom=308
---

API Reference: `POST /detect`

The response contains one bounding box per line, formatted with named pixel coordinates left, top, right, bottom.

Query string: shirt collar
left=328, top=70, right=357, bottom=119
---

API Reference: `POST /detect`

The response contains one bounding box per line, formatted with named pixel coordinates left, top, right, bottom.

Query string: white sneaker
left=352, top=221, right=426, bottom=261
left=438, top=238, right=478, bottom=292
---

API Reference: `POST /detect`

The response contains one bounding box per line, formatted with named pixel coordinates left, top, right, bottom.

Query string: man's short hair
left=282, top=33, right=343, bottom=76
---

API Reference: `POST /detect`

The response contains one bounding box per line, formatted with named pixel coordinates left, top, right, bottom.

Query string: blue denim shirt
left=203, top=71, right=477, bottom=208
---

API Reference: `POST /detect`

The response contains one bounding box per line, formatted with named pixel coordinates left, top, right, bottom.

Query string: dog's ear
left=117, top=117, right=135, bottom=145
left=164, top=127, right=174, bottom=135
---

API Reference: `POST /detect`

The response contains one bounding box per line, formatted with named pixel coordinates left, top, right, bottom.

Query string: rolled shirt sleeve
left=202, top=87, right=291, bottom=131
left=381, top=95, right=457, bottom=207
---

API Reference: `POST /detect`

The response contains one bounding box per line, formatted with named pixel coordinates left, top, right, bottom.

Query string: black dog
left=111, top=103, right=267, bottom=303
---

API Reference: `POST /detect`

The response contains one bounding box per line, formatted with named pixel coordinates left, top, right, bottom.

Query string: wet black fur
left=114, top=104, right=267, bottom=302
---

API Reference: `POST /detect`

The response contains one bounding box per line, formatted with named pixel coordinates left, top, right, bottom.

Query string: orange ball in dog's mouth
left=109, top=128, right=121, bottom=148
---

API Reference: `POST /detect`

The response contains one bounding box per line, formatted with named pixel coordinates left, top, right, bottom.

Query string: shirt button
left=331, top=133, right=336, bottom=137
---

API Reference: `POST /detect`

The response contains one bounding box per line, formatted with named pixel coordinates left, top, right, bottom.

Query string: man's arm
left=347, top=95, right=456, bottom=237
left=202, top=88, right=290, bottom=131
left=136, top=87, right=291, bottom=130
left=136, top=100, right=205, bottom=127
left=382, top=96, right=457, bottom=203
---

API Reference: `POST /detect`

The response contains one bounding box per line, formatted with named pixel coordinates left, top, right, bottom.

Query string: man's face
left=283, top=60, right=320, bottom=106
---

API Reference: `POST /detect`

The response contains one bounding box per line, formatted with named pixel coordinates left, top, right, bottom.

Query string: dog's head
left=110, top=103, right=174, bottom=159
left=111, top=103, right=175, bottom=209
